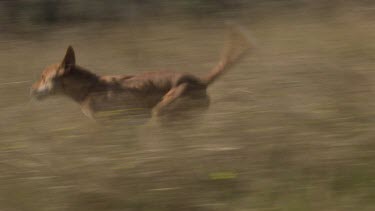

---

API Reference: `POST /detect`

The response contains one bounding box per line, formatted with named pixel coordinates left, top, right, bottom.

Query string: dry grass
left=1, top=4, right=375, bottom=210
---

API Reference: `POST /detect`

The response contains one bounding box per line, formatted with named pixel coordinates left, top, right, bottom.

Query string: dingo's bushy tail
left=202, top=25, right=253, bottom=85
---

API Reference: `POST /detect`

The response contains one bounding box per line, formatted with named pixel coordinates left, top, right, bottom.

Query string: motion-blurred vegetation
left=1, top=0, right=374, bottom=25
left=1, top=0, right=375, bottom=211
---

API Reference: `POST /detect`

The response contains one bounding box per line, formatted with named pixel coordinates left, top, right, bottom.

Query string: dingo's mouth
left=30, top=88, right=50, bottom=101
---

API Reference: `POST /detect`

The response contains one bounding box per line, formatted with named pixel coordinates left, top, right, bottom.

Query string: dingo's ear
left=62, top=46, right=76, bottom=70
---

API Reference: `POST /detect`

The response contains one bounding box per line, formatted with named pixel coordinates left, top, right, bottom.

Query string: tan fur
left=30, top=28, right=250, bottom=119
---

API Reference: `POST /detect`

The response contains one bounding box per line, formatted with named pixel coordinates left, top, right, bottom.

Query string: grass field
left=1, top=2, right=375, bottom=210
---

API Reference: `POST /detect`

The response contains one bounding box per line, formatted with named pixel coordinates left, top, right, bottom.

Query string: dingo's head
left=31, top=46, right=76, bottom=100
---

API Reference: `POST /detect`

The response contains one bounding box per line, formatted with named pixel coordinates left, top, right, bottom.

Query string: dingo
left=31, top=27, right=250, bottom=119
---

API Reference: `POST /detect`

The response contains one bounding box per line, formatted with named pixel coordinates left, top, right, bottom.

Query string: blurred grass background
left=1, top=0, right=375, bottom=210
